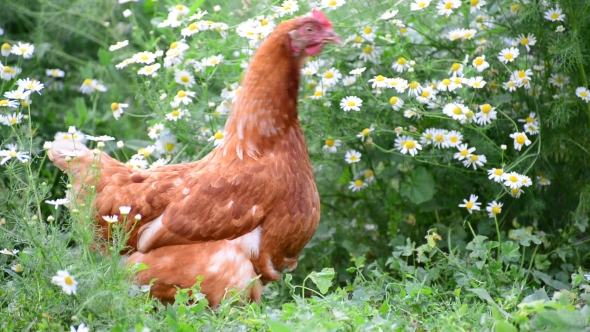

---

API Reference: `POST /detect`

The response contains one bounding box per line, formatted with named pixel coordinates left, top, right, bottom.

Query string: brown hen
left=48, top=9, right=341, bottom=307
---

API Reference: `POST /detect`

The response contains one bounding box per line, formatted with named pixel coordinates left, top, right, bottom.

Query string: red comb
left=311, top=9, right=332, bottom=28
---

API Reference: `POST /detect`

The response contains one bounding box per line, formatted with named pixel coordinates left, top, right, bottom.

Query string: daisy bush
left=3, top=0, right=590, bottom=330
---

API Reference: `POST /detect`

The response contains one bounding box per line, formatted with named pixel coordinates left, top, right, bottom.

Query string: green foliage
left=2, top=0, right=590, bottom=330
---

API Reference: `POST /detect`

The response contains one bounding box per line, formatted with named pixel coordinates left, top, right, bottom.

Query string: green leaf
left=308, top=268, right=335, bottom=294
left=500, top=241, right=521, bottom=262
left=267, top=321, right=293, bottom=332
left=468, top=288, right=511, bottom=318
left=400, top=167, right=435, bottom=205
left=495, top=320, right=518, bottom=332
left=97, top=48, right=113, bottom=67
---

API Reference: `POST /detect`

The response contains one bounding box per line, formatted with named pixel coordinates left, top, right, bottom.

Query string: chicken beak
left=323, top=29, right=343, bottom=46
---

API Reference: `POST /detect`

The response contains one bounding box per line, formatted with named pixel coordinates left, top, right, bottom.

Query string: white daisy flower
left=10, top=42, right=35, bottom=59
left=467, top=76, right=486, bottom=88
left=46, top=68, right=66, bottom=78
left=345, top=150, right=362, bottom=163
left=487, top=168, right=504, bottom=183
left=395, top=136, right=422, bottom=156
left=369, top=75, right=388, bottom=89
left=348, top=179, right=367, bottom=192
left=208, top=130, right=225, bottom=147
left=392, top=57, right=410, bottom=73
left=17, top=78, right=44, bottom=93
left=576, top=87, right=590, bottom=102
left=323, top=139, right=341, bottom=153
left=3, top=112, right=24, bottom=126
left=474, top=103, right=497, bottom=126
left=498, top=47, right=519, bottom=63
left=350, top=67, right=366, bottom=75
left=51, top=270, right=78, bottom=295
left=174, top=69, right=195, bottom=87
left=356, top=125, right=374, bottom=141
left=165, top=109, right=189, bottom=121
left=410, top=0, right=432, bottom=11
left=110, top=102, right=128, bottom=120
left=320, top=0, right=346, bottom=11
left=0, top=144, right=30, bottom=165
left=509, top=132, right=531, bottom=151
left=360, top=26, right=376, bottom=42
left=517, top=33, right=536, bottom=51
left=321, top=67, right=342, bottom=87
left=503, top=172, right=523, bottom=189
left=389, top=96, right=404, bottom=110
left=470, top=0, right=486, bottom=13
left=486, top=201, right=502, bottom=218
left=462, top=153, right=487, bottom=170
left=137, top=63, right=161, bottom=77
left=458, top=194, right=481, bottom=214
left=472, top=55, right=489, bottom=72
left=544, top=6, right=565, bottom=21
left=340, top=96, right=363, bottom=112
left=102, top=215, right=119, bottom=223
left=173, top=90, right=195, bottom=105
left=109, top=40, right=129, bottom=51
left=454, top=143, right=475, bottom=161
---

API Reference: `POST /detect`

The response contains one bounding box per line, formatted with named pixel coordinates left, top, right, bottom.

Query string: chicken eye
left=305, top=26, right=315, bottom=34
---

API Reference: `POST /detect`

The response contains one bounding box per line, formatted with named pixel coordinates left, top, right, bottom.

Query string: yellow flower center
left=189, top=23, right=198, bottom=31
left=435, top=134, right=444, bottom=142
left=521, top=38, right=529, bottom=45
left=329, top=0, right=337, bottom=6
left=551, top=13, right=559, bottom=19
left=363, top=46, right=373, bottom=54
left=0, top=100, right=8, bottom=106
left=425, top=133, right=432, bottom=139
left=177, top=90, right=187, bottom=98
left=442, top=79, right=451, bottom=86
left=494, top=169, right=503, bottom=176
left=260, top=18, right=268, bottom=26
left=475, top=58, right=484, bottom=66
left=171, top=110, right=180, bottom=117
left=214, top=131, right=224, bottom=140
left=409, top=81, right=419, bottom=89
left=470, top=155, right=478, bottom=162
left=373, top=75, right=384, bottom=82
left=170, top=42, right=178, bottom=49
left=511, top=4, right=521, bottom=12
left=466, top=201, right=474, bottom=209
left=421, top=91, right=430, bottom=98
left=516, top=135, right=526, bottom=144
left=362, top=128, right=370, bottom=136
left=505, top=53, right=513, bottom=60
left=111, top=103, right=119, bottom=111
left=141, top=55, right=149, bottom=61
left=181, top=76, right=189, bottom=83
left=354, top=179, right=363, bottom=187
left=350, top=155, right=358, bottom=161
left=347, top=101, right=356, bottom=107
left=365, top=170, right=374, bottom=178
left=165, top=143, right=175, bottom=151
left=525, top=117, right=534, bottom=123
left=509, top=175, right=518, bottom=183
left=400, top=28, right=407, bottom=34
left=418, top=1, right=427, bottom=8
left=9, top=118, right=17, bottom=124
left=397, top=57, right=407, bottom=65
left=466, top=110, right=474, bottom=118
left=405, top=140, right=415, bottom=149
left=481, top=104, right=492, bottom=113
left=511, top=188, right=520, bottom=195
left=325, top=72, right=334, bottom=79
left=389, top=97, right=399, bottom=105
left=364, top=27, right=372, bottom=34
left=451, top=63, right=461, bottom=71
left=313, top=90, right=323, bottom=97
left=355, top=36, right=362, bottom=43
left=471, top=0, right=479, bottom=5
left=325, top=139, right=335, bottom=147
left=3, top=66, right=11, bottom=73
left=518, top=71, right=526, bottom=78
left=460, top=150, right=468, bottom=157
left=453, top=107, right=462, bottom=115
left=445, top=2, right=453, bottom=9
left=450, top=136, right=458, bottom=143
left=83, top=79, right=93, bottom=86
left=65, top=276, right=74, bottom=285
left=580, top=91, right=588, bottom=97
left=492, top=206, right=500, bottom=214
left=1, top=43, right=10, bottom=51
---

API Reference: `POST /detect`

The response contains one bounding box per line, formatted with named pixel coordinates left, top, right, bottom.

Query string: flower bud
left=117, top=141, right=124, bottom=149
left=47, top=215, right=55, bottom=222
